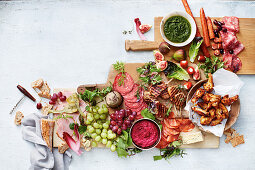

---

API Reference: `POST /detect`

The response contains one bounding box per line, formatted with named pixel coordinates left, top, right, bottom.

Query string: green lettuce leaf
left=166, top=61, right=190, bottom=81
left=141, top=108, right=155, bottom=120
left=189, top=38, right=203, bottom=63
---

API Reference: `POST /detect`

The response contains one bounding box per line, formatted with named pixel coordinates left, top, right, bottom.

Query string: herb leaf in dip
left=164, top=16, right=191, bottom=43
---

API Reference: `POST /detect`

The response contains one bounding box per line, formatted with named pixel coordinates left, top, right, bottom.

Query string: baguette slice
left=41, top=119, right=55, bottom=151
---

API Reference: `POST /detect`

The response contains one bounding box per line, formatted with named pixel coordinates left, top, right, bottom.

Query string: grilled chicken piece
left=215, top=107, right=223, bottom=120
left=143, top=91, right=155, bottom=102
left=200, top=116, right=213, bottom=125
left=197, top=102, right=208, bottom=110
left=211, top=117, right=223, bottom=126
left=192, top=107, right=210, bottom=116
left=151, top=101, right=168, bottom=118
left=160, top=89, right=170, bottom=99
left=203, top=73, right=214, bottom=92
left=168, top=85, right=181, bottom=102
left=150, top=83, right=167, bottom=98
left=209, top=108, right=216, bottom=118
left=221, top=95, right=239, bottom=106
left=191, top=88, right=205, bottom=103
left=202, top=93, right=213, bottom=103
left=174, top=92, right=186, bottom=109
left=210, top=94, right=221, bottom=107
left=219, top=103, right=229, bottom=119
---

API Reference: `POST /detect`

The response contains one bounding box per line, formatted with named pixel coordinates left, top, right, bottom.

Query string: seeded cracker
left=224, top=128, right=245, bottom=147
left=41, top=104, right=53, bottom=116
left=58, top=142, right=69, bottom=154
left=31, top=78, right=44, bottom=89
left=14, top=111, right=24, bottom=126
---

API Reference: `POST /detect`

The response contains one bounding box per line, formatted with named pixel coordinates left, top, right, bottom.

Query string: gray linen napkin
left=21, top=112, right=72, bottom=170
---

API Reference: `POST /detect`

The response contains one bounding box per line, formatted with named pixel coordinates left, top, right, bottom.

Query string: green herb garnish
left=113, top=61, right=126, bottom=86
left=141, top=108, right=155, bottom=120
left=198, top=56, right=225, bottom=77
left=80, top=86, right=112, bottom=106
left=137, top=62, right=162, bottom=85
left=69, top=122, right=87, bottom=135
left=153, top=141, right=186, bottom=161
left=166, top=104, right=172, bottom=117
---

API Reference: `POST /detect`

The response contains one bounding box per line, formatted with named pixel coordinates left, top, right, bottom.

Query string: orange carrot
left=181, top=0, right=210, bottom=57
left=207, top=17, right=215, bottom=39
left=200, top=8, right=210, bottom=47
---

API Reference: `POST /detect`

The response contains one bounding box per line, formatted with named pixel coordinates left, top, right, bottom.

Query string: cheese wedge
left=41, top=119, right=55, bottom=151
left=180, top=131, right=204, bottom=145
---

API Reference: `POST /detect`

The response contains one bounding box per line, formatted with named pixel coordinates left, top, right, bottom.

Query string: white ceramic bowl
left=160, top=11, right=196, bottom=47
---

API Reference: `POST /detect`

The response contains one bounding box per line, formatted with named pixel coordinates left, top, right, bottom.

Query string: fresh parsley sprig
left=198, top=56, right=224, bottom=77
left=113, top=61, right=126, bottom=86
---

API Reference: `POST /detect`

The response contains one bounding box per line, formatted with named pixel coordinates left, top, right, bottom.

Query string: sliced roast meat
left=113, top=72, right=134, bottom=96
left=222, top=16, right=239, bottom=33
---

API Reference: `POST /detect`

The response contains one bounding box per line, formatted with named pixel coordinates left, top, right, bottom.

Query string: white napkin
left=185, top=69, right=244, bottom=137
left=21, top=112, right=72, bottom=170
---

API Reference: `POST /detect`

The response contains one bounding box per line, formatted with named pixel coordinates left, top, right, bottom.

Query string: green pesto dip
left=163, top=15, right=191, bottom=43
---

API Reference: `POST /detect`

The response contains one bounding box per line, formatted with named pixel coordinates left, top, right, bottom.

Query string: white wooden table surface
left=0, top=0, right=255, bottom=169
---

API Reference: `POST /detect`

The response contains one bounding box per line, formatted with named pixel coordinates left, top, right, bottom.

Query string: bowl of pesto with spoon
left=160, top=11, right=196, bottom=47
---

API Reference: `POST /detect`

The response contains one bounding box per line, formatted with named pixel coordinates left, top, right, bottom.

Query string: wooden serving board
left=125, top=17, right=255, bottom=74
left=77, top=63, right=220, bottom=148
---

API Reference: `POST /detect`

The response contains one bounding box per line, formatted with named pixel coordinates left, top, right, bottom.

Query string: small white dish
left=160, top=11, right=196, bottom=47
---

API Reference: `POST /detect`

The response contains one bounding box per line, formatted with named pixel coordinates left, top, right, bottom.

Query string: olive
left=214, top=30, right=219, bottom=38
left=220, top=49, right=224, bottom=54
left=229, top=50, right=234, bottom=54
left=213, top=19, right=219, bottom=26
left=222, top=28, right=227, bottom=32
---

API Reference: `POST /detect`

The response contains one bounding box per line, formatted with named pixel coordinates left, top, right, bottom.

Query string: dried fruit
left=159, top=42, right=171, bottom=54
left=172, top=49, right=186, bottom=62
left=157, top=61, right=168, bottom=71
left=153, top=50, right=164, bottom=62
left=139, top=24, right=152, bottom=34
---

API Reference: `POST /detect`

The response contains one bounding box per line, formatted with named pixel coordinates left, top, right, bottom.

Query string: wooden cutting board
left=77, top=63, right=220, bottom=148
left=125, top=17, right=255, bottom=74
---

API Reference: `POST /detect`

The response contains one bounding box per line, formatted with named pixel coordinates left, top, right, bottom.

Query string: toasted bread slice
left=41, top=119, right=55, bottom=151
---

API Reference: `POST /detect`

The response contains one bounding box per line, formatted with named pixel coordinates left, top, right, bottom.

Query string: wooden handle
left=17, top=85, right=36, bottom=102
left=125, top=40, right=160, bottom=51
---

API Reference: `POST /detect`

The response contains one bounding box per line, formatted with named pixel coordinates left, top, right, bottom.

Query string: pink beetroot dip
left=131, top=119, right=159, bottom=148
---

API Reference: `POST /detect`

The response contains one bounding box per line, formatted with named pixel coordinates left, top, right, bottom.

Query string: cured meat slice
left=178, top=119, right=192, bottom=125
left=179, top=123, right=195, bottom=132
left=122, top=84, right=139, bottom=101
left=222, top=16, right=239, bottom=33
left=125, top=99, right=144, bottom=110
left=164, top=119, right=180, bottom=128
left=164, top=126, right=180, bottom=135
left=113, top=72, right=134, bottom=95
left=233, top=42, right=244, bottom=56
left=223, top=52, right=233, bottom=69
left=220, top=31, right=238, bottom=50
left=166, top=134, right=179, bottom=143
left=231, top=56, right=242, bottom=73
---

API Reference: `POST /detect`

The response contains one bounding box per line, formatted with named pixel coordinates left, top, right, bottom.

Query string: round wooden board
left=187, top=79, right=240, bottom=130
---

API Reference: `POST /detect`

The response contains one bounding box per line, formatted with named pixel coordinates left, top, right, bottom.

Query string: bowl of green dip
left=160, top=11, right=196, bottom=47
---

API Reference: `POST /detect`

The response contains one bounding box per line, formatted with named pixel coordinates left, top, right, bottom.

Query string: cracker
left=58, top=142, right=69, bottom=154
left=14, top=111, right=24, bottom=126
left=41, top=104, right=53, bottom=116
left=230, top=134, right=245, bottom=147
left=39, top=81, right=50, bottom=94
left=38, top=91, right=51, bottom=99
left=31, top=79, right=44, bottom=89
left=224, top=135, right=232, bottom=144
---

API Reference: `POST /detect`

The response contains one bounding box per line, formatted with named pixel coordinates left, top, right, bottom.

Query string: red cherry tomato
left=198, top=55, right=206, bottom=62
left=187, top=66, right=195, bottom=75
left=184, top=82, right=192, bottom=90
left=180, top=60, right=188, bottom=68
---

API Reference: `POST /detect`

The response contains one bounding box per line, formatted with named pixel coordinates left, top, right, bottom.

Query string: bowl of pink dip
left=130, top=118, right=161, bottom=150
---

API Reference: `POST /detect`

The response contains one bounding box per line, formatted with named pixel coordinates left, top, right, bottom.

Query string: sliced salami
left=231, top=56, right=242, bottom=73
left=122, top=84, right=139, bottom=102
left=222, top=16, right=239, bottom=33
left=113, top=72, right=134, bottom=95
